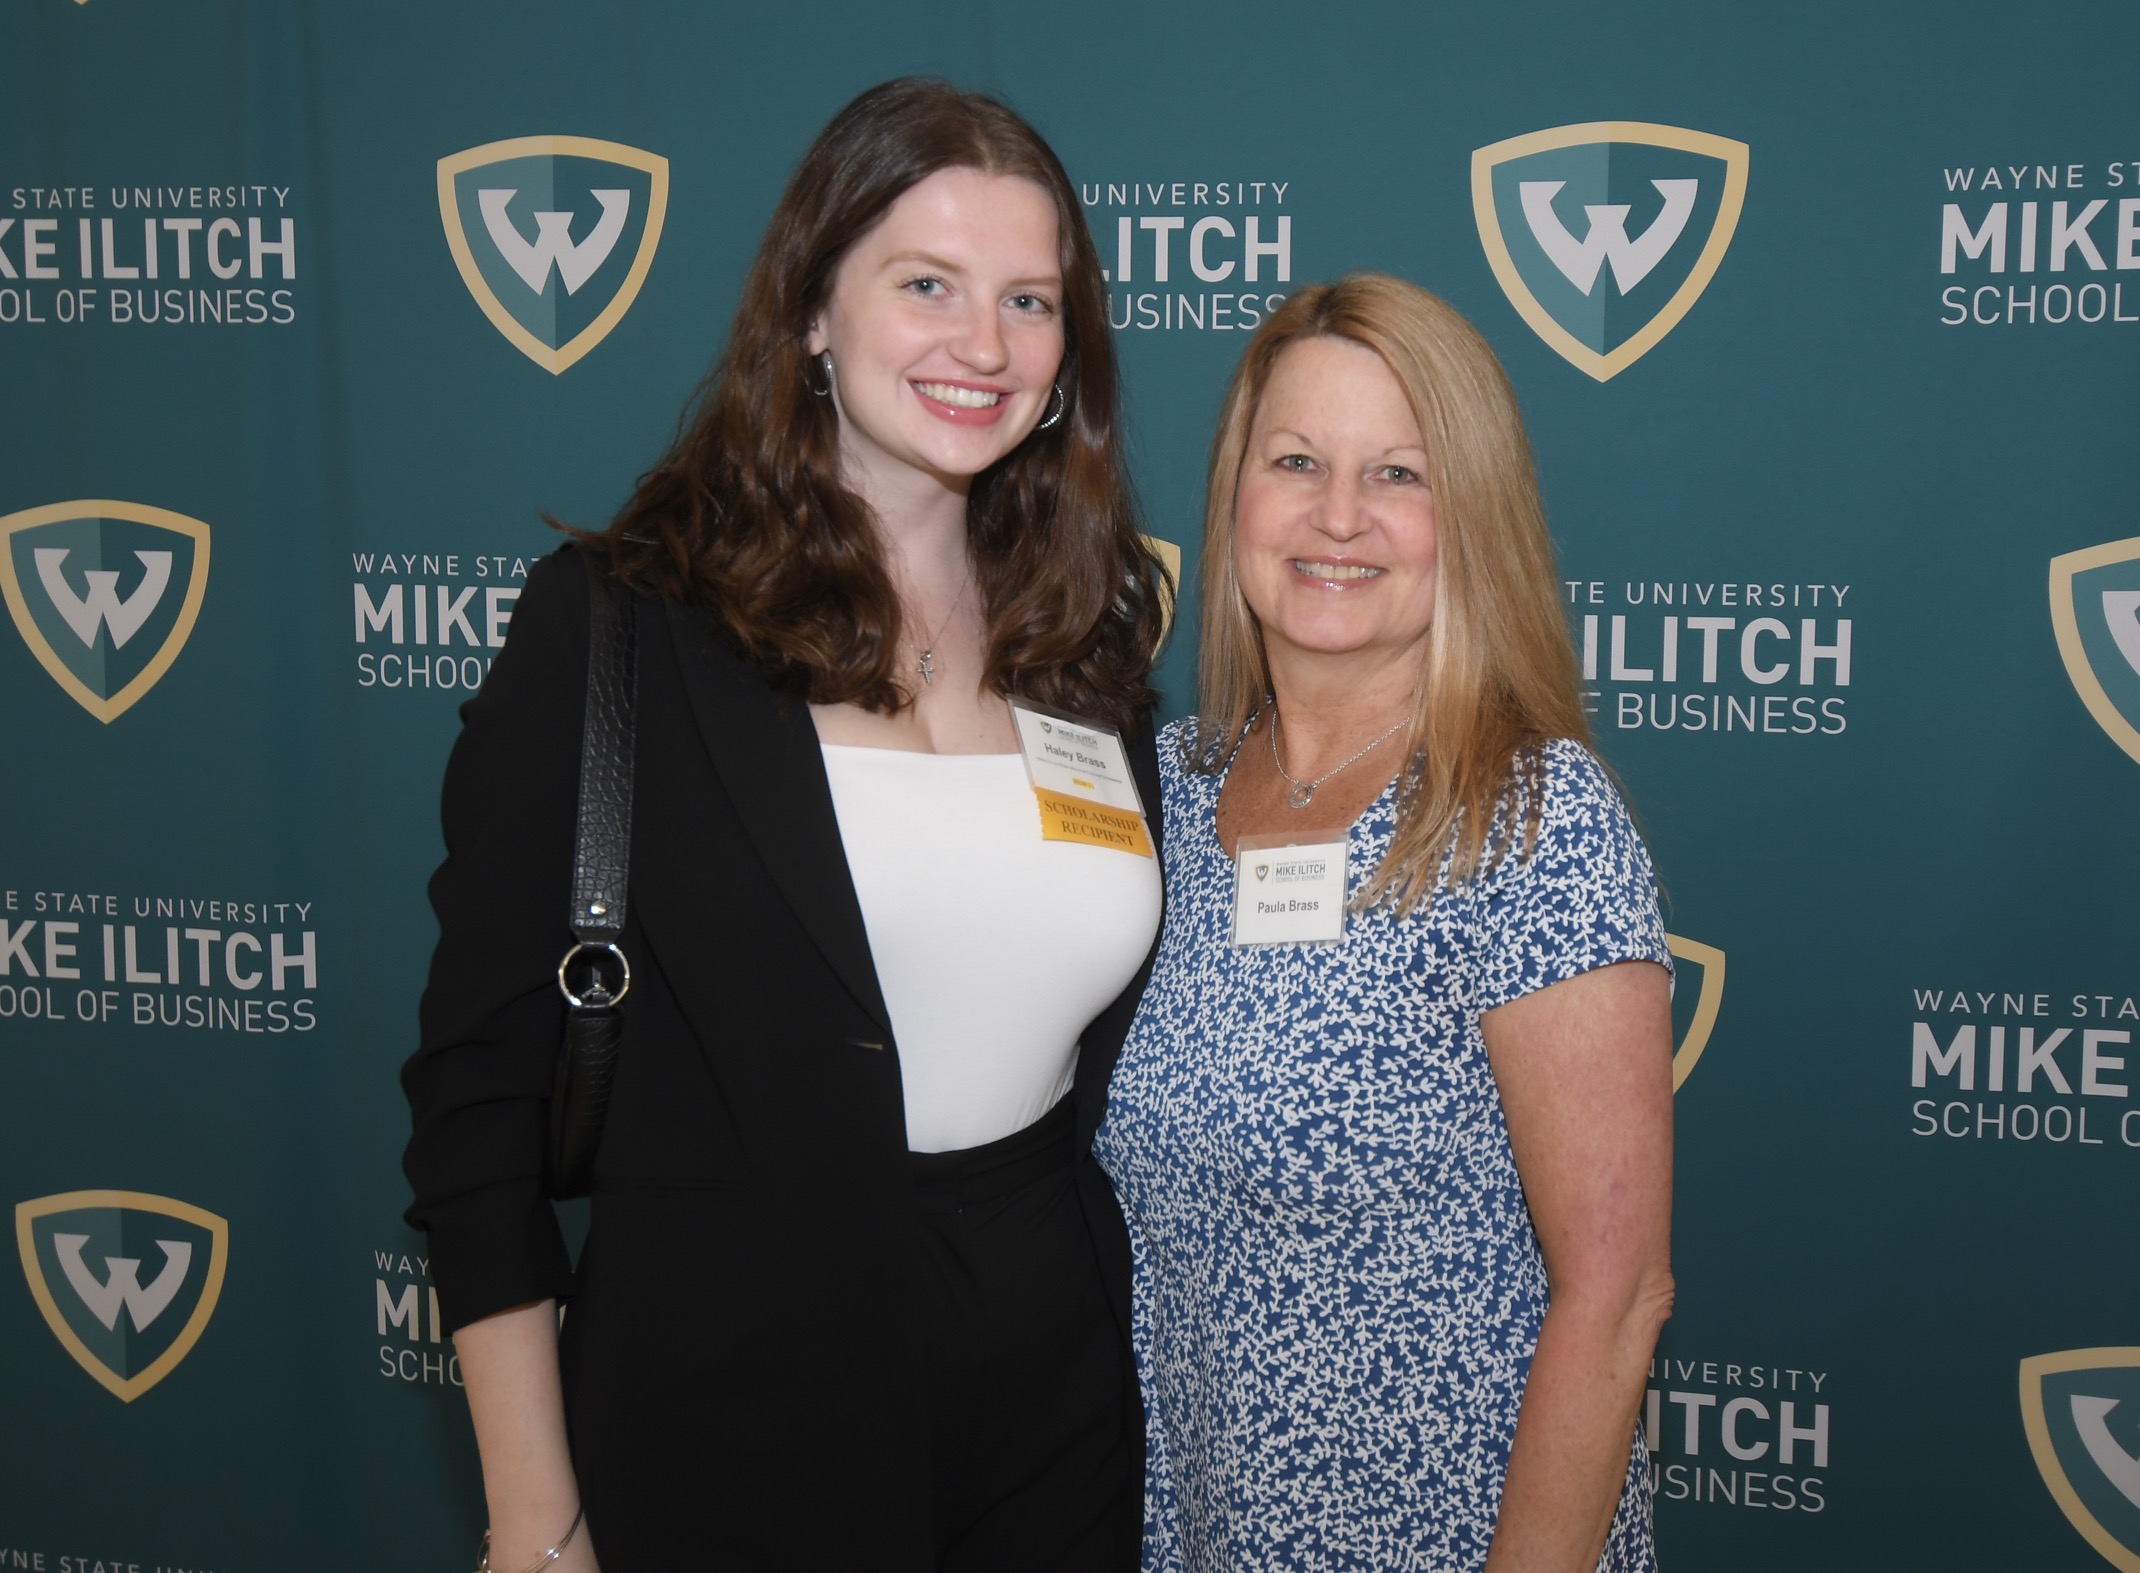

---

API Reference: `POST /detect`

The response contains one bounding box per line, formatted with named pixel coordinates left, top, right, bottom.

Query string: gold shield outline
left=1664, top=933, right=1725, bottom=1092
left=2021, top=1346, right=2140, bottom=1572
left=1144, top=534, right=1183, bottom=640
left=15, top=1189, right=230, bottom=1403
left=438, top=135, right=670, bottom=376
left=0, top=499, right=212, bottom=724
left=2050, top=536, right=2140, bottom=767
left=1471, top=122, right=1750, bottom=383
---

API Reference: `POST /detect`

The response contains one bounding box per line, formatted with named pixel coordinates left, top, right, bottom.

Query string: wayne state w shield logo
left=1146, top=534, right=1183, bottom=637
left=1472, top=122, right=1748, bottom=381
left=0, top=500, right=211, bottom=722
left=2051, top=537, right=2140, bottom=767
left=16, top=1190, right=229, bottom=1401
left=2023, top=1348, right=2140, bottom=1570
left=1665, top=933, right=1725, bottom=1091
left=438, top=135, right=669, bottom=375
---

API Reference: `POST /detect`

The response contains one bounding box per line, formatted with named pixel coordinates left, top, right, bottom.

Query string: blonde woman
left=1095, top=274, right=1673, bottom=1572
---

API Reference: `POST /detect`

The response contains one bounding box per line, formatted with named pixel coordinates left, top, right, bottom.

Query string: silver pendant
left=917, top=649, right=936, bottom=686
left=1287, top=783, right=1315, bottom=809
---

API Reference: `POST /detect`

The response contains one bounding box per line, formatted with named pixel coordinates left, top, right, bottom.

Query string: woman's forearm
left=1484, top=1272, right=1673, bottom=1573
left=1481, top=958, right=1674, bottom=1572
left=453, top=1299, right=599, bottom=1572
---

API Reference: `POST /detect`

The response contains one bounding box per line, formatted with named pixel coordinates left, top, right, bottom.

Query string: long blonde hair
left=1193, top=272, right=1590, bottom=911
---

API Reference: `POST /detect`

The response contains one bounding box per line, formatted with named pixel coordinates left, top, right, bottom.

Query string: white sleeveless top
left=819, top=744, right=1163, bottom=1153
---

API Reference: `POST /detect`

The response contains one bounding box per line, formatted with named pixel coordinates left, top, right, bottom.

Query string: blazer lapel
left=655, top=598, right=893, bottom=1035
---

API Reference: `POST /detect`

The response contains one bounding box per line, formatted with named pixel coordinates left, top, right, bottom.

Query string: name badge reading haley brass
left=1008, top=699, right=1154, bottom=858
left=1231, top=831, right=1349, bottom=946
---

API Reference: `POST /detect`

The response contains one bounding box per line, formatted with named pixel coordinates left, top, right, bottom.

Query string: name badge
left=1009, top=699, right=1154, bottom=858
left=1231, top=832, right=1349, bottom=946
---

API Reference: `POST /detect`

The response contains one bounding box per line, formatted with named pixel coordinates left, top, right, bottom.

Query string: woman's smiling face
left=808, top=166, right=1066, bottom=500
left=1232, top=334, right=1439, bottom=674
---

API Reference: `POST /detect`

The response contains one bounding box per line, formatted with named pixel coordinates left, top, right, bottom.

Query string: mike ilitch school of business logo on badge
left=0, top=499, right=211, bottom=722
left=437, top=134, right=669, bottom=375
left=2051, top=536, right=2140, bottom=768
left=16, top=1190, right=229, bottom=1402
left=1472, top=121, right=1748, bottom=381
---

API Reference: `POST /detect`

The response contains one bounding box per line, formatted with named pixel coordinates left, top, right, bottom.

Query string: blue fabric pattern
left=1094, top=725, right=1670, bottom=1573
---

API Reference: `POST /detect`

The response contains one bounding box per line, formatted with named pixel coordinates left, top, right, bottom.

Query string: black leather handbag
left=547, top=564, right=637, bottom=1198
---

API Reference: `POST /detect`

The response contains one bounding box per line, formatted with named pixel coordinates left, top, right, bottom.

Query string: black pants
left=906, top=1099, right=1142, bottom=1573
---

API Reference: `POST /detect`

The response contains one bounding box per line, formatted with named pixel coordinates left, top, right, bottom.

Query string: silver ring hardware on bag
left=556, top=941, right=632, bottom=1010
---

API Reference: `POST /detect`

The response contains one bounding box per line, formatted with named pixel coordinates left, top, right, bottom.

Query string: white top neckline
left=819, top=742, right=1020, bottom=759
left=818, top=741, right=1161, bottom=1154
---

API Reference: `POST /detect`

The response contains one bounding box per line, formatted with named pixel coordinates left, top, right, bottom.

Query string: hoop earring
left=805, top=351, right=834, bottom=397
left=1035, top=383, right=1066, bottom=431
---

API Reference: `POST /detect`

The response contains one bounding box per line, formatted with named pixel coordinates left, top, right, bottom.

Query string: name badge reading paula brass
left=1231, top=832, right=1350, bottom=946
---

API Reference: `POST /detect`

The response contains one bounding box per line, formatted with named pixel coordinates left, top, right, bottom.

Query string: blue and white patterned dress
left=1094, top=725, right=1669, bottom=1573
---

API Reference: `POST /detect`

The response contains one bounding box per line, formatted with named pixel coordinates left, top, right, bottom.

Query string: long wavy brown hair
left=1193, top=274, right=1592, bottom=912
left=581, top=78, right=1166, bottom=731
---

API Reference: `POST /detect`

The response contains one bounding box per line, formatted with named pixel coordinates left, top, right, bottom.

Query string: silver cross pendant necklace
left=912, top=564, right=973, bottom=688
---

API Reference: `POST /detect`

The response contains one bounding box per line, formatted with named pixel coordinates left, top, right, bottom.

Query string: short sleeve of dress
left=1474, top=739, right=1670, bottom=1013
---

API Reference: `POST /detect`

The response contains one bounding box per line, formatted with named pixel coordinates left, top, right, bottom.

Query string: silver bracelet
left=474, top=1506, right=584, bottom=1573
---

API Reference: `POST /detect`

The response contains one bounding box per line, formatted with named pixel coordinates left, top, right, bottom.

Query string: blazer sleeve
left=401, top=547, right=589, bottom=1332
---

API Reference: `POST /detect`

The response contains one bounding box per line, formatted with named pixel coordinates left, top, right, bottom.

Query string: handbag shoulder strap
left=569, top=560, right=638, bottom=945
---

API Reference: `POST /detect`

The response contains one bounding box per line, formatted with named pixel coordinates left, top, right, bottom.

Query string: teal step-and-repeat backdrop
left=3, top=2, right=2137, bottom=1567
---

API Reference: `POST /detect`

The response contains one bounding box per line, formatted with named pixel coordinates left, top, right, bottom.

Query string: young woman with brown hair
left=403, top=79, right=1168, bottom=1572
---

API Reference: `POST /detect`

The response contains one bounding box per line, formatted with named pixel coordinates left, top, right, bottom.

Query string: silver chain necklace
left=1268, top=709, right=1407, bottom=809
left=910, top=564, right=973, bottom=688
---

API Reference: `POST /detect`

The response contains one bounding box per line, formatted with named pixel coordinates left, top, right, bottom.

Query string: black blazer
left=402, top=546, right=1163, bottom=1569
